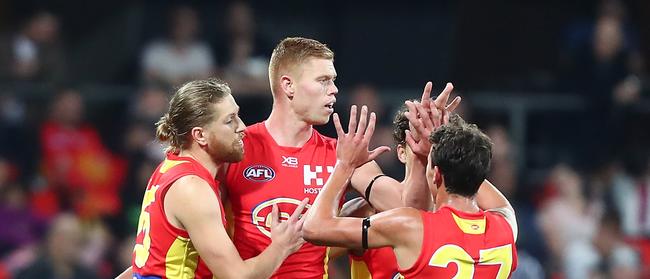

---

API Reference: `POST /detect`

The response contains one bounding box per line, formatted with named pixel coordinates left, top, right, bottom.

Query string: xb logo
left=251, top=198, right=311, bottom=237
left=281, top=156, right=298, bottom=168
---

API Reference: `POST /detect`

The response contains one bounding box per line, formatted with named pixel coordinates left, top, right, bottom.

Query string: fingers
left=271, top=203, right=279, bottom=227
left=333, top=113, right=344, bottom=138
left=433, top=82, right=454, bottom=109
left=414, top=101, right=433, bottom=131
left=405, top=130, right=418, bottom=150
left=446, top=96, right=462, bottom=112
left=362, top=112, right=377, bottom=143
left=289, top=198, right=309, bottom=223
left=355, top=106, right=368, bottom=136
left=368, top=146, right=391, bottom=161
left=347, top=105, right=357, bottom=135
left=420, top=81, right=433, bottom=108
left=404, top=102, right=428, bottom=137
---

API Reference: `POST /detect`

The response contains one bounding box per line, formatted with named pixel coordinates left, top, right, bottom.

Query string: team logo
left=281, top=156, right=298, bottom=168
left=251, top=198, right=311, bottom=238
left=243, top=165, right=275, bottom=182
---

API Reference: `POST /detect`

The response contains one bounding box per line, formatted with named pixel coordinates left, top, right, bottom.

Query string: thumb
left=368, top=146, right=391, bottom=161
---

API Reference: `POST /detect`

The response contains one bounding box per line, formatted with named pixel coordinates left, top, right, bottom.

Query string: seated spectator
left=141, top=6, right=215, bottom=87
left=216, top=1, right=273, bottom=94
left=15, top=213, right=96, bottom=279
left=0, top=11, right=66, bottom=84
left=37, top=89, right=126, bottom=220
left=564, top=211, right=640, bottom=279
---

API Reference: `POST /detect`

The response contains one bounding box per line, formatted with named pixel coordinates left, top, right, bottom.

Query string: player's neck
left=438, top=191, right=480, bottom=213
left=178, top=148, right=219, bottom=178
left=266, top=108, right=313, bottom=147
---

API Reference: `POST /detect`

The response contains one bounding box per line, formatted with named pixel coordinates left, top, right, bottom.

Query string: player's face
left=204, top=94, right=246, bottom=163
left=291, top=58, right=338, bottom=125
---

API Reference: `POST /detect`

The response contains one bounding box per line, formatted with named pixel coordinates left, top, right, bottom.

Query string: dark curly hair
left=429, top=114, right=492, bottom=197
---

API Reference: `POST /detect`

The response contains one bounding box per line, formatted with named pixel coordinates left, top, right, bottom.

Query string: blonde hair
left=156, top=79, right=231, bottom=153
left=268, top=37, right=334, bottom=94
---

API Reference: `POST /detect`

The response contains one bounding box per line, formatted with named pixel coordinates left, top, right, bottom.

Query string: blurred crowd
left=0, top=1, right=649, bottom=278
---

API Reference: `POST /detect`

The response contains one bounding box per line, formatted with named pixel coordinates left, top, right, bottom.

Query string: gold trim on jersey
left=323, top=247, right=330, bottom=279
left=451, top=213, right=486, bottom=234
left=350, top=258, right=372, bottom=279
left=160, top=159, right=189, bottom=174
left=165, top=236, right=200, bottom=278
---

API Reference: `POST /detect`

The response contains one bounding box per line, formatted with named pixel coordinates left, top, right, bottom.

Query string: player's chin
left=313, top=113, right=332, bottom=125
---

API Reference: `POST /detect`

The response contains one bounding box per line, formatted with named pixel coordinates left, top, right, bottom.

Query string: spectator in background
left=38, top=89, right=126, bottom=220
left=216, top=1, right=273, bottom=94
left=564, top=211, right=640, bottom=279
left=15, top=213, right=96, bottom=279
left=538, top=164, right=602, bottom=275
left=117, top=85, right=168, bottom=237
left=486, top=124, right=545, bottom=279
left=609, top=145, right=650, bottom=275
left=0, top=11, right=67, bottom=84
left=561, top=0, right=646, bottom=167
left=141, top=6, right=215, bottom=87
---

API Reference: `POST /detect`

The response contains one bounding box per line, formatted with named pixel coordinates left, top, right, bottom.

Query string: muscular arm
left=166, top=176, right=299, bottom=279
left=476, top=180, right=518, bottom=240
left=303, top=162, right=423, bottom=268
left=350, top=160, right=430, bottom=212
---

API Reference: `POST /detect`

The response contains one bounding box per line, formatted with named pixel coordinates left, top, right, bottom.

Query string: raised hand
left=270, top=198, right=309, bottom=254
left=332, top=105, right=391, bottom=168
left=404, top=82, right=461, bottom=158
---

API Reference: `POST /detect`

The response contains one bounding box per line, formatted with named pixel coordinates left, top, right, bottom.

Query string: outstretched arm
left=303, top=106, right=422, bottom=268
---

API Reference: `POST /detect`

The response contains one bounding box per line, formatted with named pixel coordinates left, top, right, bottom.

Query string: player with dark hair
left=303, top=104, right=518, bottom=278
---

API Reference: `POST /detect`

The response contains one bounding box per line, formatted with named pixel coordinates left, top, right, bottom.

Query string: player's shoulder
left=373, top=207, right=423, bottom=231
left=243, top=122, right=265, bottom=138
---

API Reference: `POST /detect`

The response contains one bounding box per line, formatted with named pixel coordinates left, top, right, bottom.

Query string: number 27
left=429, top=244, right=513, bottom=279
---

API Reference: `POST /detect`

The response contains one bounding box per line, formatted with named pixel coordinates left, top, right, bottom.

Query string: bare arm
left=476, top=180, right=518, bottom=240
left=114, top=267, right=132, bottom=279
left=303, top=105, right=422, bottom=269
left=166, top=176, right=307, bottom=279
left=303, top=162, right=423, bottom=268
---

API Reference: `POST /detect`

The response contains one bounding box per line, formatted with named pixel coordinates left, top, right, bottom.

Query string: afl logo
left=251, top=198, right=311, bottom=238
left=243, top=165, right=275, bottom=182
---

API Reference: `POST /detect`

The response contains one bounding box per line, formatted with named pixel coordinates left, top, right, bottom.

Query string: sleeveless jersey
left=399, top=206, right=518, bottom=279
left=350, top=247, right=402, bottom=279
left=225, top=122, right=338, bottom=278
left=132, top=153, right=226, bottom=279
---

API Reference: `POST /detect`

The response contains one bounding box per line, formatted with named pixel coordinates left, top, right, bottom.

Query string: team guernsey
left=132, top=153, right=226, bottom=279
left=225, top=122, right=338, bottom=278
left=350, top=247, right=402, bottom=279
left=399, top=206, right=518, bottom=278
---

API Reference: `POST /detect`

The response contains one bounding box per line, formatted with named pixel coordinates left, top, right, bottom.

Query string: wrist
left=268, top=241, right=291, bottom=258
left=335, top=160, right=357, bottom=173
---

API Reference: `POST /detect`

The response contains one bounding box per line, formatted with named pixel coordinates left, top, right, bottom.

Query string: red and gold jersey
left=225, top=122, right=338, bottom=278
left=350, top=247, right=402, bottom=279
left=399, top=206, right=517, bottom=279
left=132, top=153, right=226, bottom=279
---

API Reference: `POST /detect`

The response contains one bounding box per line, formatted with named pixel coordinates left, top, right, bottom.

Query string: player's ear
left=396, top=144, right=407, bottom=164
left=191, top=127, right=207, bottom=146
left=280, top=75, right=294, bottom=100
left=433, top=166, right=443, bottom=189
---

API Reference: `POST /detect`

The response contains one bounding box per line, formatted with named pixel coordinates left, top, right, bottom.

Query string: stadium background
left=0, top=0, right=649, bottom=278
